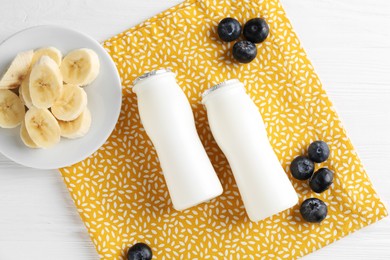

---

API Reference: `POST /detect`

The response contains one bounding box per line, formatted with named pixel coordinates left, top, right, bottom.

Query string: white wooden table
left=0, top=0, right=389, bottom=259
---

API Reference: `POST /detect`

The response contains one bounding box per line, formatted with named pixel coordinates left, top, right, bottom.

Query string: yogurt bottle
left=133, top=69, right=223, bottom=211
left=202, top=79, right=298, bottom=221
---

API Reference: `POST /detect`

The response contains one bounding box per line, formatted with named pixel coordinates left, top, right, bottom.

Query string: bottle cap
left=201, top=79, right=241, bottom=104
left=133, top=68, right=173, bottom=86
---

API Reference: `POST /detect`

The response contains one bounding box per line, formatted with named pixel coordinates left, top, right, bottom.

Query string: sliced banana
left=19, top=73, right=33, bottom=109
left=25, top=107, right=60, bottom=148
left=20, top=120, right=39, bottom=148
left=1, top=47, right=96, bottom=149
left=0, top=89, right=25, bottom=128
left=59, top=108, right=91, bottom=139
left=0, top=50, right=33, bottom=89
left=29, top=56, right=63, bottom=109
left=60, top=48, right=100, bottom=86
left=51, top=84, right=87, bottom=121
left=32, top=47, right=62, bottom=66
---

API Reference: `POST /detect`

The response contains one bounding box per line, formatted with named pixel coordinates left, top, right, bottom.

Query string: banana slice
left=32, top=47, right=62, bottom=66
left=25, top=107, right=60, bottom=148
left=30, top=56, right=63, bottom=109
left=0, top=50, right=33, bottom=89
left=19, top=73, right=33, bottom=109
left=20, top=120, right=39, bottom=148
left=0, top=90, right=25, bottom=128
left=59, top=108, right=91, bottom=139
left=60, top=48, right=100, bottom=86
left=51, top=84, right=87, bottom=121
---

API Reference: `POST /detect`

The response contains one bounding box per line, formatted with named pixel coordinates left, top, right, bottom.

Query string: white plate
left=0, top=25, right=122, bottom=169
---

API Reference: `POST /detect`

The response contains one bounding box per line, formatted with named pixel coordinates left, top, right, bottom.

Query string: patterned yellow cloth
left=60, top=0, right=388, bottom=259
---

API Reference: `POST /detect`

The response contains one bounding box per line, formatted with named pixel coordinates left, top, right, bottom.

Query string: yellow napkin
left=60, top=0, right=388, bottom=259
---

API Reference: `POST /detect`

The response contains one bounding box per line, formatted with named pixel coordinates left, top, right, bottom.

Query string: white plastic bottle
left=133, top=69, right=223, bottom=211
left=202, top=79, right=298, bottom=222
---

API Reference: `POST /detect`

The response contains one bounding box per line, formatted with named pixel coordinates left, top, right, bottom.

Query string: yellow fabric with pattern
left=60, top=0, right=388, bottom=259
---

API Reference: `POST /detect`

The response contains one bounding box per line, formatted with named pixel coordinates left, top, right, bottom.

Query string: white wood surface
left=0, top=0, right=389, bottom=259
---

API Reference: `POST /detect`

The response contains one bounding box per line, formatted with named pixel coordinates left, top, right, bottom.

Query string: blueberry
left=127, top=243, right=152, bottom=260
left=309, top=168, right=334, bottom=193
left=308, top=141, right=330, bottom=163
left=243, top=18, right=269, bottom=43
left=290, top=156, right=315, bottom=180
left=300, top=198, right=328, bottom=223
left=232, top=41, right=257, bottom=63
left=217, top=17, right=242, bottom=42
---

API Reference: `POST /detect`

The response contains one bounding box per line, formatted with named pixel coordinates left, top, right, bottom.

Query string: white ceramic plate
left=0, top=25, right=122, bottom=169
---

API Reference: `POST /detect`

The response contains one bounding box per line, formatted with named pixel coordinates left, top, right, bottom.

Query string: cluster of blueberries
left=217, top=17, right=269, bottom=63
left=290, top=141, right=334, bottom=223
